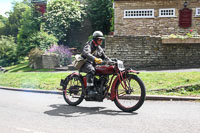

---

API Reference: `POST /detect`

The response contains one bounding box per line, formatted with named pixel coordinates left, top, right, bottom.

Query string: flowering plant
left=162, top=30, right=200, bottom=39
left=186, top=29, right=199, bottom=38
left=44, top=0, right=85, bottom=44
left=46, top=44, right=72, bottom=66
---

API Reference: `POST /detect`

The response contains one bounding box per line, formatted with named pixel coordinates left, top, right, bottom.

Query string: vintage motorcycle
left=60, top=59, right=146, bottom=112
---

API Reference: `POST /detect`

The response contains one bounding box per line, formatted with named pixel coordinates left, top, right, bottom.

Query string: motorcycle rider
left=80, top=31, right=111, bottom=97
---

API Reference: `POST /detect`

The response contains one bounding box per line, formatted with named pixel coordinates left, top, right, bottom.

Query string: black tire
left=62, top=75, right=84, bottom=106
left=114, top=74, right=146, bottom=112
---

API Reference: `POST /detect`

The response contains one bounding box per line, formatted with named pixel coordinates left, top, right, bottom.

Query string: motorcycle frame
left=62, top=67, right=139, bottom=101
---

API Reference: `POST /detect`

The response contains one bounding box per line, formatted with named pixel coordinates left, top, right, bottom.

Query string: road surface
left=0, top=89, right=199, bottom=133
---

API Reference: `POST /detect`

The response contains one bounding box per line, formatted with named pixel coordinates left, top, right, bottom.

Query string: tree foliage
left=27, top=31, right=58, bottom=51
left=44, top=0, right=85, bottom=45
left=2, top=2, right=30, bottom=37
left=85, top=0, right=113, bottom=34
left=0, top=15, right=8, bottom=36
left=0, top=15, right=7, bottom=28
left=0, top=36, right=18, bottom=66
left=17, top=6, right=42, bottom=56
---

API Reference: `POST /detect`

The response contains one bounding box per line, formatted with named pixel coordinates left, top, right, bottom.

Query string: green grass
left=0, top=71, right=200, bottom=96
left=5, top=61, right=55, bottom=72
left=0, top=72, right=69, bottom=90
left=0, top=61, right=66, bottom=90
left=0, top=62, right=200, bottom=96
left=139, top=72, right=200, bottom=96
left=139, top=72, right=200, bottom=90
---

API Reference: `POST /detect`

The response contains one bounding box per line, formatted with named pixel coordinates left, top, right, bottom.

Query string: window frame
left=196, top=8, right=200, bottom=16
left=159, top=8, right=176, bottom=17
left=124, top=9, right=155, bottom=18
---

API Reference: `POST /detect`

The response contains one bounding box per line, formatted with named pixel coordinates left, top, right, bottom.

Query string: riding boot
left=86, top=73, right=97, bottom=97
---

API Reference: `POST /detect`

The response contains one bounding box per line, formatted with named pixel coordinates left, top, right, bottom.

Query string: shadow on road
left=44, top=104, right=138, bottom=117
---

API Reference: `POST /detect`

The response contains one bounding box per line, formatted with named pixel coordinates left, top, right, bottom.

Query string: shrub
left=85, top=0, right=113, bottom=34
left=0, top=36, right=18, bottom=66
left=16, top=6, right=42, bottom=57
left=44, top=0, right=85, bottom=44
left=28, top=31, right=58, bottom=50
left=17, top=31, right=58, bottom=57
left=46, top=44, right=72, bottom=66
left=162, top=29, right=200, bottom=39
left=28, top=47, right=44, bottom=68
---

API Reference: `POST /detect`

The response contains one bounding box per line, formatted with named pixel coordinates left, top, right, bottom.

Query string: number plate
left=117, top=60, right=125, bottom=71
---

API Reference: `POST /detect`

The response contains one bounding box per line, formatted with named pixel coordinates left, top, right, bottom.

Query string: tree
left=17, top=6, right=42, bottom=56
left=27, top=31, right=58, bottom=51
left=0, top=15, right=7, bottom=27
left=85, top=0, right=113, bottom=35
left=0, top=15, right=7, bottom=36
left=0, top=36, right=18, bottom=66
left=3, top=2, right=30, bottom=37
left=44, top=0, right=85, bottom=45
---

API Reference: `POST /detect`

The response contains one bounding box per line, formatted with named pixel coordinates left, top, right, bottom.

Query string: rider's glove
left=94, top=58, right=103, bottom=64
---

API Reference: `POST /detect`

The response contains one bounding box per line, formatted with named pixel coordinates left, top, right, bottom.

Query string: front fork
left=110, top=71, right=128, bottom=100
left=118, top=71, right=128, bottom=91
left=110, top=70, right=138, bottom=100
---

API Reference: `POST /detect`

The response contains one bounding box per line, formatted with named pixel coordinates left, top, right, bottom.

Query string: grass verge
left=0, top=61, right=199, bottom=96
left=5, top=61, right=55, bottom=72
left=0, top=71, right=200, bottom=96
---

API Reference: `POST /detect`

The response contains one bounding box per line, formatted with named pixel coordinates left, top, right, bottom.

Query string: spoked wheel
left=114, top=74, right=146, bottom=112
left=63, top=75, right=84, bottom=106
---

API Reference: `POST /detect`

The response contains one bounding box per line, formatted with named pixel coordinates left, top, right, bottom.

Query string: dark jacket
left=82, top=40, right=110, bottom=64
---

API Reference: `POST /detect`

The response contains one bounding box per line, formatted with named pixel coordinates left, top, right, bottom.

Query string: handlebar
left=97, top=58, right=117, bottom=65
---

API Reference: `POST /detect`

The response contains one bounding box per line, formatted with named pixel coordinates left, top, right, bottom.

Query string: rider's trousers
left=80, top=62, right=95, bottom=87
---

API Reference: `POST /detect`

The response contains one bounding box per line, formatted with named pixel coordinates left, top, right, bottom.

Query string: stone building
left=114, top=0, right=200, bottom=36
left=105, top=36, right=200, bottom=69
left=105, top=0, right=200, bottom=69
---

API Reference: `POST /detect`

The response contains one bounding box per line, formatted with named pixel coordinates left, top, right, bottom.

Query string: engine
left=94, top=75, right=109, bottom=95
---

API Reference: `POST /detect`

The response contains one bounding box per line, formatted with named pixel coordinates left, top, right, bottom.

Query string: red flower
left=190, top=29, right=193, bottom=32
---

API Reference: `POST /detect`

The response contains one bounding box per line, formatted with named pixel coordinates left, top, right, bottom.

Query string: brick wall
left=105, top=36, right=200, bottom=69
left=114, top=0, right=200, bottom=36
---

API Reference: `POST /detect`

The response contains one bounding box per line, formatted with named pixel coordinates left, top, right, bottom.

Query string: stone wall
left=32, top=54, right=60, bottom=69
left=114, top=0, right=200, bottom=36
left=105, top=35, right=200, bottom=69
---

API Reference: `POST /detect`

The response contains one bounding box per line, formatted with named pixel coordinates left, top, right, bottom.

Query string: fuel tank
left=95, top=65, right=115, bottom=75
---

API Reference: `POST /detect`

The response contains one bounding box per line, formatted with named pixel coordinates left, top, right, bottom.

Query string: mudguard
left=110, top=75, right=120, bottom=101
left=127, top=69, right=140, bottom=74
left=110, top=70, right=139, bottom=100
left=60, top=72, right=81, bottom=88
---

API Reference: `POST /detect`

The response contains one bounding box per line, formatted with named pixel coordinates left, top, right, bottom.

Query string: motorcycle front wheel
left=62, top=75, right=84, bottom=106
left=114, top=74, right=146, bottom=112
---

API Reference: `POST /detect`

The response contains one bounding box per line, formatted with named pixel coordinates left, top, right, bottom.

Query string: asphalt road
left=0, top=89, right=200, bottom=133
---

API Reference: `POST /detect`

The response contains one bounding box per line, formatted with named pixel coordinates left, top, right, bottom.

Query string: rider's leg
left=80, top=62, right=97, bottom=96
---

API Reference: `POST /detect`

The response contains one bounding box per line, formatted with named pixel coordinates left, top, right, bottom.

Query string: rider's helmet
left=92, top=31, right=105, bottom=40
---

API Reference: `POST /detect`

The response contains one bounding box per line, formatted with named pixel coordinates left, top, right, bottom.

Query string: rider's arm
left=82, top=44, right=96, bottom=62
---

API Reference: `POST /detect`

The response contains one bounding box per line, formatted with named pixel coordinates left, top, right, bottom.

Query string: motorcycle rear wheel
left=63, top=75, right=84, bottom=106
left=114, top=74, right=146, bottom=112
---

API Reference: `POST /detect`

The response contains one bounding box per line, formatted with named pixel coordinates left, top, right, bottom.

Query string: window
left=124, top=9, right=154, bottom=18
left=159, top=8, right=175, bottom=17
left=196, top=8, right=200, bottom=16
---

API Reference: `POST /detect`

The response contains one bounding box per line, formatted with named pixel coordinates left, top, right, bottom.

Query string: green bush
left=28, top=31, right=58, bottom=50
left=16, top=6, right=42, bottom=57
left=28, top=47, right=44, bottom=68
left=0, top=36, right=18, bottom=66
left=86, top=0, right=113, bottom=34
left=17, top=31, right=58, bottom=57
left=44, top=0, right=85, bottom=44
